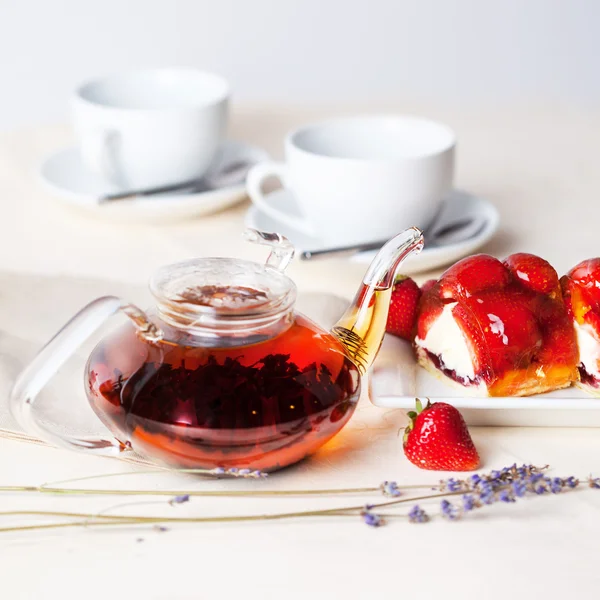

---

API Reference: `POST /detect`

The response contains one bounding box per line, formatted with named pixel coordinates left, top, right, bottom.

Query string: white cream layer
left=575, top=321, right=600, bottom=381
left=415, top=302, right=477, bottom=381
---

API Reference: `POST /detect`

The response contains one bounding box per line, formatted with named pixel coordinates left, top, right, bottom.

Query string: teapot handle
left=9, top=296, right=163, bottom=455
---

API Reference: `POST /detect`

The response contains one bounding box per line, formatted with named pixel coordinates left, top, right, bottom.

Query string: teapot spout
left=331, top=227, right=424, bottom=373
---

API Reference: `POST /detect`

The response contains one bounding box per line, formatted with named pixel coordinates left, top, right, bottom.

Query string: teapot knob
left=243, top=229, right=295, bottom=272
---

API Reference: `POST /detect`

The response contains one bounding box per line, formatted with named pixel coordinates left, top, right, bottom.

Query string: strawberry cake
left=414, top=253, right=580, bottom=397
left=561, top=258, right=600, bottom=395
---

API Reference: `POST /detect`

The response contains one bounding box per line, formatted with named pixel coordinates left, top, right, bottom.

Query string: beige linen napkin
left=0, top=271, right=156, bottom=462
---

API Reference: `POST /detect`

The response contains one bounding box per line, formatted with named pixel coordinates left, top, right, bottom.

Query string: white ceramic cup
left=247, top=115, right=455, bottom=246
left=72, top=67, right=230, bottom=189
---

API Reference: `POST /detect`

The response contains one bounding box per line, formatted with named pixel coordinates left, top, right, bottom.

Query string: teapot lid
left=149, top=231, right=297, bottom=332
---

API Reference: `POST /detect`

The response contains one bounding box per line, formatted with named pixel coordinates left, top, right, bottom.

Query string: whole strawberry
left=403, top=399, right=480, bottom=471
left=386, top=275, right=421, bottom=341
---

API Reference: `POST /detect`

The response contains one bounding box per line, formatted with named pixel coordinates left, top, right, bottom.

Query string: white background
left=0, top=0, right=598, bottom=131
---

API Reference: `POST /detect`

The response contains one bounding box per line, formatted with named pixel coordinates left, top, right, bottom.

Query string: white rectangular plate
left=369, top=336, right=600, bottom=427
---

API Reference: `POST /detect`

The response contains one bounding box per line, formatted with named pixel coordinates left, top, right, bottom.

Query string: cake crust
left=415, top=345, right=574, bottom=398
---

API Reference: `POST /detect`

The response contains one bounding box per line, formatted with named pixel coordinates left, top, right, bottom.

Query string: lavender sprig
left=169, top=494, right=190, bottom=506
left=428, top=464, right=584, bottom=521
left=380, top=481, right=402, bottom=497
left=440, top=499, right=459, bottom=520
left=408, top=505, right=430, bottom=523
left=461, top=494, right=477, bottom=512
left=361, top=507, right=385, bottom=527
left=588, top=476, right=600, bottom=489
left=0, top=463, right=597, bottom=535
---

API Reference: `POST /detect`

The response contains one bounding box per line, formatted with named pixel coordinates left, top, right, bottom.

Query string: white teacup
left=72, top=67, right=230, bottom=189
left=247, top=115, right=455, bottom=246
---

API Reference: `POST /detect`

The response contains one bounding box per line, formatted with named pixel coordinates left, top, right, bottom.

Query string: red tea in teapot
left=87, top=314, right=361, bottom=471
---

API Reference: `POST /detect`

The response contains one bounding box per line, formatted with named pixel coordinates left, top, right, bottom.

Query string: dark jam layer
left=424, top=349, right=481, bottom=388
left=579, top=364, right=600, bottom=388
left=86, top=316, right=360, bottom=471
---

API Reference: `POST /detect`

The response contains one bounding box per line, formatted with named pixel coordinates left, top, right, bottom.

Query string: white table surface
left=2, top=105, right=600, bottom=599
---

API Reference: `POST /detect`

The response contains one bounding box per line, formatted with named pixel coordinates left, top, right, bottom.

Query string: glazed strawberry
left=567, top=258, right=600, bottom=291
left=562, top=258, right=600, bottom=393
left=415, top=288, right=443, bottom=341
left=403, top=400, right=480, bottom=471
left=459, top=291, right=542, bottom=370
left=439, top=254, right=510, bottom=299
left=562, top=259, right=600, bottom=322
left=534, top=297, right=579, bottom=367
left=586, top=310, right=600, bottom=332
left=414, top=278, right=442, bottom=341
left=536, top=320, right=579, bottom=370
left=581, top=264, right=600, bottom=315
left=386, top=276, right=421, bottom=341
left=450, top=302, right=493, bottom=381
left=503, top=253, right=559, bottom=295
left=420, top=279, right=437, bottom=294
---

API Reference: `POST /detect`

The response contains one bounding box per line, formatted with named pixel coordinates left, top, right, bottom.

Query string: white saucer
left=244, top=188, right=499, bottom=274
left=40, top=140, right=270, bottom=224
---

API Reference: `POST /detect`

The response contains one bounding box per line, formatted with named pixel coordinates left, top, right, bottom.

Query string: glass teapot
left=10, top=227, right=423, bottom=472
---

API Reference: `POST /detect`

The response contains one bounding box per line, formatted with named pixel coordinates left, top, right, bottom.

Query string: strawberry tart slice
left=414, top=253, right=579, bottom=396
left=561, top=258, right=600, bottom=395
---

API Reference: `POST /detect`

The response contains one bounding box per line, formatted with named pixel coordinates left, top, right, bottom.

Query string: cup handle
left=246, top=162, right=317, bottom=236
left=9, top=297, right=163, bottom=455
left=80, top=129, right=124, bottom=186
